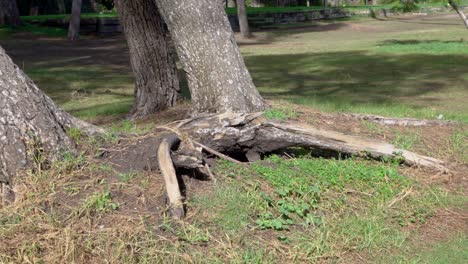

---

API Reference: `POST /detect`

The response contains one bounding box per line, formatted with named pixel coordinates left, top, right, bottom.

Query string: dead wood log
left=340, top=113, right=455, bottom=127
left=157, top=134, right=185, bottom=219
left=177, top=113, right=447, bottom=170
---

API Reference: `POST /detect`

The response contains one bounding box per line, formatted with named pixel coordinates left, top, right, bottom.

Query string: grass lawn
left=0, top=13, right=467, bottom=263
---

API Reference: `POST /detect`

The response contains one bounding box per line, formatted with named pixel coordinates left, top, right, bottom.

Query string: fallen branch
left=178, top=113, right=447, bottom=170
left=157, top=134, right=184, bottom=219
left=341, top=113, right=455, bottom=127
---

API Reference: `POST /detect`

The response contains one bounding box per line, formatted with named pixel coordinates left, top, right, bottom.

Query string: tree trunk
left=0, top=0, right=21, bottom=27
left=156, top=0, right=266, bottom=114
left=237, top=0, right=252, bottom=38
left=449, top=0, right=468, bottom=28
left=56, top=0, right=66, bottom=14
left=227, top=0, right=237, bottom=8
left=0, top=46, right=102, bottom=196
left=115, top=0, right=181, bottom=119
left=251, top=0, right=265, bottom=7
left=68, top=0, right=82, bottom=40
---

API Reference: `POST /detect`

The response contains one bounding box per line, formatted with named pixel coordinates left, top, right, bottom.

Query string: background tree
left=237, top=0, right=252, bottom=38
left=0, top=0, right=21, bottom=26
left=448, top=0, right=468, bottom=28
left=115, top=0, right=180, bottom=119
left=68, top=0, right=82, bottom=40
left=156, top=0, right=266, bottom=114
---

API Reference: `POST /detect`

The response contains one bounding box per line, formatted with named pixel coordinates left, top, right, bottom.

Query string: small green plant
left=264, top=107, right=297, bottom=120
left=79, top=191, right=119, bottom=216
left=67, top=127, right=84, bottom=143
left=176, top=224, right=210, bottom=244
left=118, top=171, right=138, bottom=182
left=392, top=132, right=421, bottom=150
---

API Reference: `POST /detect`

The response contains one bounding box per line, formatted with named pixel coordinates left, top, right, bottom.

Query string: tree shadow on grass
left=245, top=49, right=468, bottom=119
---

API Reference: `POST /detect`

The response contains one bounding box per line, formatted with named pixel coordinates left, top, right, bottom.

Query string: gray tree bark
left=0, top=46, right=102, bottom=192
left=115, top=0, right=180, bottom=119
left=56, top=0, right=66, bottom=14
left=250, top=0, right=265, bottom=7
left=156, top=0, right=266, bottom=114
left=449, top=0, right=468, bottom=28
left=237, top=0, right=252, bottom=38
left=227, top=0, right=237, bottom=8
left=68, top=0, right=82, bottom=40
left=0, top=0, right=21, bottom=27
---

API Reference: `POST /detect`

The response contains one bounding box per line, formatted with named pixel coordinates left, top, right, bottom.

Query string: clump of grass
left=446, top=129, right=468, bottom=163
left=118, top=171, right=138, bottom=182
left=264, top=106, right=297, bottom=120
left=77, top=191, right=119, bottom=217
left=67, top=127, right=84, bottom=143
left=392, top=131, right=421, bottom=150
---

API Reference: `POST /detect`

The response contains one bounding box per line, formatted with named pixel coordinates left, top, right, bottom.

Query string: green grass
left=192, top=155, right=466, bottom=261
left=0, top=23, right=67, bottom=38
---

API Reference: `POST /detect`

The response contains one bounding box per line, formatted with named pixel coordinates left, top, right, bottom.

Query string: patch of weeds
left=392, top=131, right=421, bottom=150
left=66, top=127, right=84, bottom=143
left=176, top=223, right=210, bottom=244
left=118, top=171, right=138, bottom=182
left=55, top=150, right=86, bottom=172
left=264, top=107, right=297, bottom=120
left=78, top=191, right=119, bottom=217
left=447, top=130, right=468, bottom=163
left=362, top=120, right=384, bottom=134
left=109, top=120, right=153, bottom=134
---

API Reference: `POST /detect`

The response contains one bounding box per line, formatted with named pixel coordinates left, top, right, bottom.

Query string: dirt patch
left=409, top=207, right=468, bottom=244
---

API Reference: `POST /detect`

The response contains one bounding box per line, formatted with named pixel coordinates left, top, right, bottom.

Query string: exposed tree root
left=103, top=113, right=447, bottom=219
left=157, top=134, right=185, bottom=219
left=340, top=113, right=456, bottom=127
left=177, top=113, right=447, bottom=169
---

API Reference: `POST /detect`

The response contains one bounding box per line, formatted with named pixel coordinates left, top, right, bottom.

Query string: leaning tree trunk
left=0, top=46, right=101, bottom=199
left=68, top=0, right=82, bottom=40
left=449, top=0, right=468, bottom=28
left=0, top=0, right=21, bottom=27
left=237, top=0, right=252, bottom=38
left=156, top=0, right=266, bottom=114
left=115, top=0, right=180, bottom=119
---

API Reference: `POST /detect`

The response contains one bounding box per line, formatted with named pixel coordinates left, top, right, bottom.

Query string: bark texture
left=115, top=0, right=180, bottom=119
left=0, top=46, right=102, bottom=186
left=237, top=0, right=252, bottom=38
left=0, top=0, right=21, bottom=26
left=449, top=0, right=468, bottom=28
left=68, top=0, right=82, bottom=40
left=177, top=113, right=446, bottom=169
left=156, top=0, right=266, bottom=114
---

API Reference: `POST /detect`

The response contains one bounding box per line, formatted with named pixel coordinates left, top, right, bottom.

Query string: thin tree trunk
left=251, top=0, right=264, bottom=7
left=0, top=0, right=21, bottom=27
left=449, top=0, right=468, bottom=28
left=227, top=0, right=237, bottom=8
left=156, top=0, right=266, bottom=114
left=237, top=0, right=252, bottom=38
left=68, top=0, right=82, bottom=40
left=56, top=0, right=66, bottom=13
left=0, top=46, right=102, bottom=190
left=115, top=0, right=180, bottom=119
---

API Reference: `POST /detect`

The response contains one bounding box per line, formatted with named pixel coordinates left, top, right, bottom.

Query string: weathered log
left=341, top=113, right=456, bottom=127
left=157, top=134, right=185, bottom=219
left=177, top=113, right=446, bottom=170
